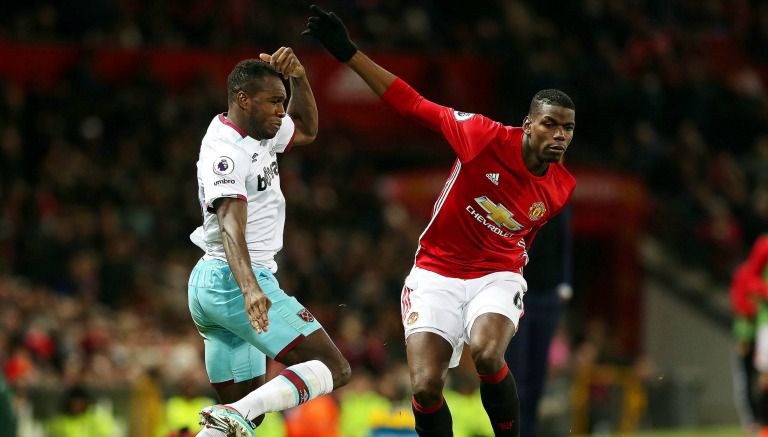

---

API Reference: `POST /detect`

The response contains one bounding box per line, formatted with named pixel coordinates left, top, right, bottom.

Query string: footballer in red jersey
left=306, top=6, right=575, bottom=437
left=731, top=235, right=768, bottom=433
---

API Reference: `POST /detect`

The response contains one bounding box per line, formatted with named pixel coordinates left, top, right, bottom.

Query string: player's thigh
left=468, top=313, right=517, bottom=363
left=406, top=331, right=453, bottom=387
left=219, top=268, right=323, bottom=359
left=401, top=267, right=466, bottom=368
left=198, top=323, right=267, bottom=384
left=465, top=271, right=526, bottom=351
left=189, top=259, right=267, bottom=383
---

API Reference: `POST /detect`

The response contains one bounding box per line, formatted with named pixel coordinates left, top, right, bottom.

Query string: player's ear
left=236, top=90, right=250, bottom=110
left=523, top=116, right=532, bottom=135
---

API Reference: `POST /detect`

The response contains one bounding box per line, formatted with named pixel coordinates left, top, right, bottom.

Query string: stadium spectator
left=159, top=380, right=215, bottom=437
left=732, top=235, right=768, bottom=435
left=284, top=395, right=340, bottom=437
left=45, top=385, right=118, bottom=437
left=0, top=374, right=16, bottom=437
left=731, top=263, right=760, bottom=434
left=338, top=371, right=392, bottom=437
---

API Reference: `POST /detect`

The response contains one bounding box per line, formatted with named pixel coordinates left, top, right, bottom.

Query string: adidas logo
left=486, top=172, right=500, bottom=185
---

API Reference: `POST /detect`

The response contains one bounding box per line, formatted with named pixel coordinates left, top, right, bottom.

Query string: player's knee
left=331, top=357, right=352, bottom=388
left=318, top=351, right=351, bottom=389
left=471, top=345, right=506, bottom=375
left=412, top=385, right=443, bottom=407
left=411, top=372, right=444, bottom=406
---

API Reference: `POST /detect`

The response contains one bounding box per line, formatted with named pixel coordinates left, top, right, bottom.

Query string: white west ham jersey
left=191, top=113, right=295, bottom=272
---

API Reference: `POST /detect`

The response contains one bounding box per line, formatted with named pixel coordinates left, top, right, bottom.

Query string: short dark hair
left=529, top=89, right=575, bottom=115
left=227, top=59, right=281, bottom=103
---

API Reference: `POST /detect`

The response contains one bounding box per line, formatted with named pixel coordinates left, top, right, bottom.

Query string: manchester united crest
left=297, top=308, right=315, bottom=323
left=528, top=202, right=546, bottom=221
left=406, top=312, right=419, bottom=325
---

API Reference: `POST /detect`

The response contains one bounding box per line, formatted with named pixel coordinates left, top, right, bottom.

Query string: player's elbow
left=294, top=130, right=317, bottom=146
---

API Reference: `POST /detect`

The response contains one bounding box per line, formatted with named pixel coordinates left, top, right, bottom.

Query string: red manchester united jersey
left=383, top=78, right=576, bottom=279
left=731, top=235, right=768, bottom=317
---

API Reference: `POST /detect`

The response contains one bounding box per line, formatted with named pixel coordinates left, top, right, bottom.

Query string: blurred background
left=0, top=0, right=767, bottom=436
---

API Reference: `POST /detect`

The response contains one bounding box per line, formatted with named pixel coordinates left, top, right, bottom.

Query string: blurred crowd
left=1, top=0, right=768, bottom=433
left=4, top=0, right=765, bottom=269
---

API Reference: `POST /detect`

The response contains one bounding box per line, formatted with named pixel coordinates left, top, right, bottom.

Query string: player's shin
left=479, top=363, right=520, bottom=437
left=227, top=360, right=333, bottom=421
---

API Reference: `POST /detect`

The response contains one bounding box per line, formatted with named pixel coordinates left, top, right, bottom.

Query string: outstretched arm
left=304, top=4, right=502, bottom=161
left=303, top=5, right=443, bottom=127
left=303, top=5, right=394, bottom=96
left=346, top=51, right=396, bottom=97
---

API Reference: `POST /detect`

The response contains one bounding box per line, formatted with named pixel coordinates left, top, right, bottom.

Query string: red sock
left=411, top=396, right=453, bottom=436
left=479, top=364, right=520, bottom=436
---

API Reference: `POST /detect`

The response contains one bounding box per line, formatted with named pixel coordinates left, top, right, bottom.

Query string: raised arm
left=303, top=5, right=395, bottom=96
left=304, top=5, right=503, bottom=161
left=346, top=51, right=396, bottom=96
left=260, top=47, right=318, bottom=146
left=302, top=6, right=445, bottom=128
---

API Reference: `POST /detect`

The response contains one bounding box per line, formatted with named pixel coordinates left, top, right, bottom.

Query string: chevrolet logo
left=474, top=196, right=523, bottom=231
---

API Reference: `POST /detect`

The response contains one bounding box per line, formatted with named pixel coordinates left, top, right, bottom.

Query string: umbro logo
left=251, top=153, right=259, bottom=162
left=486, top=172, right=500, bottom=185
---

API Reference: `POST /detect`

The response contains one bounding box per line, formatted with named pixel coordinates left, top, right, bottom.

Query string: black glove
left=302, top=4, right=358, bottom=63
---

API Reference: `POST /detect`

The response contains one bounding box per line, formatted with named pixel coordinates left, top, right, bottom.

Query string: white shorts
left=400, top=266, right=527, bottom=368
left=756, top=322, right=768, bottom=372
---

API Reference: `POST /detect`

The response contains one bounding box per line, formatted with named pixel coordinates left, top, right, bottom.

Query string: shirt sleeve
left=272, top=115, right=296, bottom=154
left=200, top=141, right=251, bottom=212
left=382, top=78, right=503, bottom=162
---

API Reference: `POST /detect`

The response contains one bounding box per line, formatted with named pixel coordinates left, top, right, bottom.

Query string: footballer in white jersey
left=192, top=112, right=295, bottom=273
left=188, top=52, right=350, bottom=432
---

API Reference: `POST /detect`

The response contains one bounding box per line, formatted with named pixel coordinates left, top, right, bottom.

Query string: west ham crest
left=297, top=308, right=315, bottom=323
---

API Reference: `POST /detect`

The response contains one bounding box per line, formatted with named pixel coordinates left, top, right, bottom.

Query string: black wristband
left=333, top=41, right=358, bottom=63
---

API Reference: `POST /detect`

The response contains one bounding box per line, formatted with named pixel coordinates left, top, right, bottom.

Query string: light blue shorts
left=188, top=258, right=322, bottom=384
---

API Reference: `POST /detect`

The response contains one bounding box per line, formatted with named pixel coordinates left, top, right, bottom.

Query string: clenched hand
left=259, top=47, right=306, bottom=79
left=244, top=288, right=271, bottom=333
